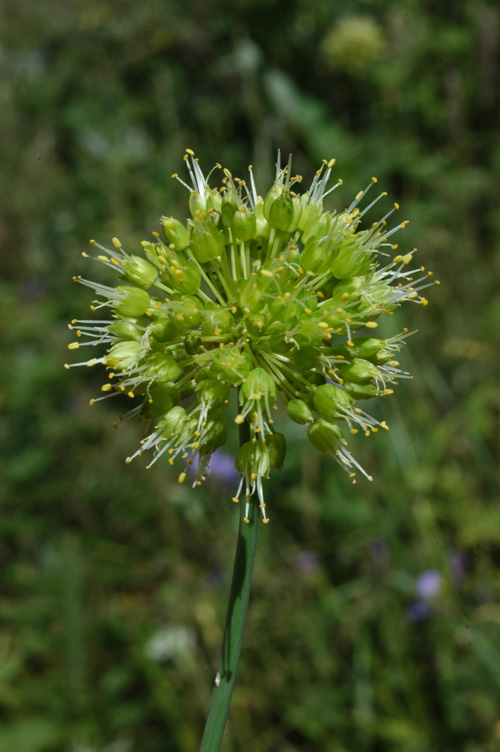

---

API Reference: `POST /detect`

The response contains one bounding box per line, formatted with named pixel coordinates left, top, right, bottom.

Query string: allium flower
left=66, top=149, right=438, bottom=523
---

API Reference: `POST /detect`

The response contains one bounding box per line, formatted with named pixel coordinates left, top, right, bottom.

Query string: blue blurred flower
left=416, top=569, right=442, bottom=600
left=190, top=449, right=239, bottom=485
left=407, top=601, right=430, bottom=622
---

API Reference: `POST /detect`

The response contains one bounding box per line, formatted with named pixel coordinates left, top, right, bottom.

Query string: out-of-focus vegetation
left=1, top=0, right=499, bottom=749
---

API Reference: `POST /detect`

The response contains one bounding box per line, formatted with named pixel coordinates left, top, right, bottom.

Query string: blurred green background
left=1, top=0, right=500, bottom=750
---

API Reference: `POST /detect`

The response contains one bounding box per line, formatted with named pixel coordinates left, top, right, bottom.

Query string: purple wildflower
left=416, top=569, right=442, bottom=600
left=407, top=601, right=430, bottom=622
left=190, top=449, right=239, bottom=485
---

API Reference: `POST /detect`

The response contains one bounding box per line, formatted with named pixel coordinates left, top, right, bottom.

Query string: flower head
left=66, top=149, right=438, bottom=522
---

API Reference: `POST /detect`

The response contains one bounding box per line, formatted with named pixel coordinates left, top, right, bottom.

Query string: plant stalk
left=199, top=422, right=258, bottom=751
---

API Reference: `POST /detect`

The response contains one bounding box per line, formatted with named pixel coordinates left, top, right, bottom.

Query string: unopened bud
left=245, top=313, right=266, bottom=336
left=144, top=352, right=182, bottom=384
left=232, top=206, right=257, bottom=241
left=115, top=286, right=150, bottom=318
left=341, top=358, right=379, bottom=384
left=221, top=191, right=238, bottom=228
left=108, top=320, right=142, bottom=341
left=122, top=255, right=158, bottom=288
left=267, top=432, right=287, bottom=470
left=301, top=211, right=331, bottom=244
left=189, top=216, right=226, bottom=263
left=105, top=341, right=141, bottom=369
left=199, top=408, right=227, bottom=456
left=343, top=382, right=379, bottom=400
left=161, top=217, right=190, bottom=250
left=330, top=243, right=371, bottom=279
left=236, top=440, right=271, bottom=481
left=196, top=379, right=230, bottom=408
left=241, top=367, right=277, bottom=405
left=149, top=318, right=181, bottom=343
left=301, top=239, right=334, bottom=275
left=313, top=383, right=353, bottom=421
left=209, top=348, right=252, bottom=385
left=307, top=419, right=345, bottom=453
left=267, top=190, right=294, bottom=231
left=297, top=194, right=323, bottom=232
left=201, top=307, right=233, bottom=336
left=158, top=405, right=191, bottom=442
left=287, top=398, right=314, bottom=424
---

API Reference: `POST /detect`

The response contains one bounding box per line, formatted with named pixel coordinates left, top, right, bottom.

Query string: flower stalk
left=200, top=421, right=258, bottom=751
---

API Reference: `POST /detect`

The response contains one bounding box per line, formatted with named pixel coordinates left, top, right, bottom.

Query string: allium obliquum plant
left=67, top=149, right=437, bottom=749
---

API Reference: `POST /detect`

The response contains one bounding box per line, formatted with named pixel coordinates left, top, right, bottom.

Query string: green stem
left=199, top=422, right=258, bottom=751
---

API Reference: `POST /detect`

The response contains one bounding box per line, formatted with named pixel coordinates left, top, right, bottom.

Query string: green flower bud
left=201, top=308, right=233, bottom=336
left=161, top=217, right=190, bottom=251
left=293, top=319, right=325, bottom=349
left=221, top=191, right=238, bottom=228
left=189, top=187, right=221, bottom=215
left=372, top=348, right=393, bottom=365
left=165, top=261, right=202, bottom=295
left=313, top=383, right=353, bottom=421
left=297, top=194, right=323, bottom=232
left=236, top=440, right=271, bottom=481
left=105, top=341, right=141, bottom=369
left=301, top=239, right=334, bottom=275
left=209, top=348, right=252, bottom=385
left=263, top=183, right=283, bottom=219
left=189, top=215, right=226, bottom=263
left=341, top=358, right=379, bottom=383
left=158, top=405, right=191, bottom=442
left=266, top=432, right=287, bottom=470
left=245, top=313, right=266, bottom=337
left=267, top=190, right=294, bottom=231
left=343, top=382, right=379, bottom=400
left=108, top=320, right=142, bottom=341
left=288, top=194, right=303, bottom=232
left=196, top=379, right=230, bottom=408
left=355, top=337, right=385, bottom=359
left=198, top=408, right=227, bottom=456
left=285, top=241, right=301, bottom=265
left=206, top=188, right=222, bottom=213
left=330, top=243, right=371, bottom=279
left=115, top=286, right=150, bottom=317
left=122, top=255, right=158, bottom=288
left=180, top=379, right=197, bottom=400
left=301, top=211, right=331, bottom=244
left=174, top=295, right=203, bottom=326
left=242, top=367, right=277, bottom=405
left=143, top=352, right=182, bottom=383
left=140, top=241, right=166, bottom=270
left=287, top=398, right=314, bottom=424
left=232, top=206, right=257, bottom=241
left=184, top=333, right=202, bottom=355
left=254, top=197, right=271, bottom=239
left=148, top=318, right=181, bottom=343
left=238, top=278, right=264, bottom=311
left=307, top=418, right=344, bottom=453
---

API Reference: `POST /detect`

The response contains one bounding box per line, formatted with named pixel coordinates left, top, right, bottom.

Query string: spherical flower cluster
left=67, top=149, right=438, bottom=523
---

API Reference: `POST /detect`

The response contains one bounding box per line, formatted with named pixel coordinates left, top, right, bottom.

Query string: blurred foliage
left=1, top=0, right=500, bottom=750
